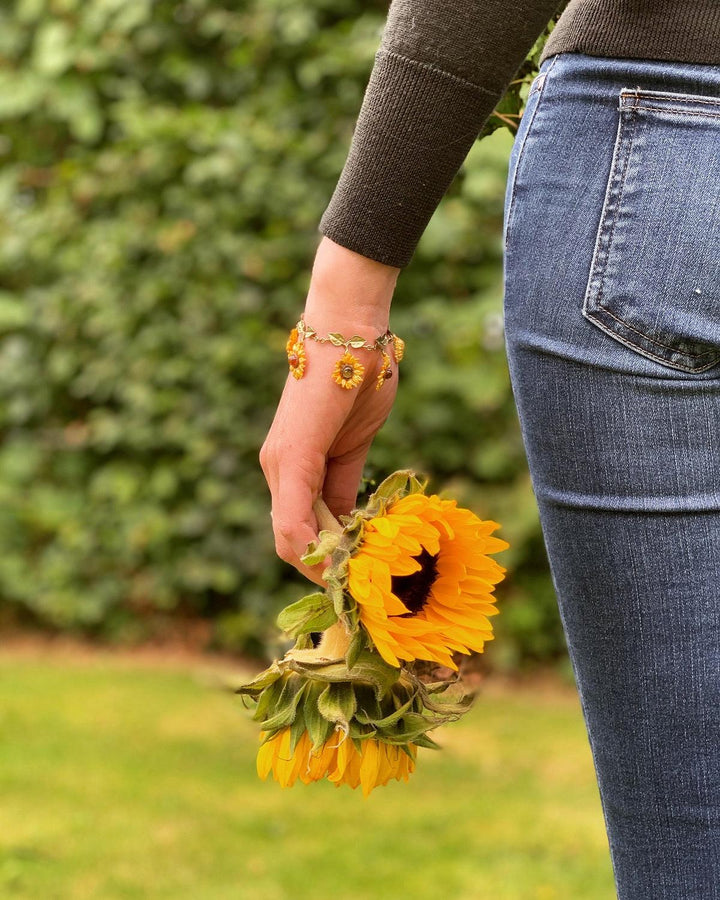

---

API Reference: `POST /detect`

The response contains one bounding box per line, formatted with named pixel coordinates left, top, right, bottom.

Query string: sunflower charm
left=392, top=336, right=405, bottom=363
left=332, top=351, right=364, bottom=390
left=286, top=328, right=306, bottom=380
left=375, top=352, right=392, bottom=391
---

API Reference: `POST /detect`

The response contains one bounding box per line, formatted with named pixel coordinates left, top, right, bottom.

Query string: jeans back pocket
left=583, top=87, right=720, bottom=373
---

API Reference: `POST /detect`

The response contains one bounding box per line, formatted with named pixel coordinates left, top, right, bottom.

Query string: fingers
left=322, top=448, right=369, bottom=521
left=261, top=437, right=329, bottom=585
left=273, top=466, right=327, bottom=585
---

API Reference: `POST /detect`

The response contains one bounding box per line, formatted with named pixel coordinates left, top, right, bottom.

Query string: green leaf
left=301, top=530, right=341, bottom=567
left=276, top=591, right=337, bottom=637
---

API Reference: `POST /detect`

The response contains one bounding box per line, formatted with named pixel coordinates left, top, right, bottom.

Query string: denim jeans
left=502, top=51, right=720, bottom=898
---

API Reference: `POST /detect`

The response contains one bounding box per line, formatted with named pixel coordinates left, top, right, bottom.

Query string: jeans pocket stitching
left=620, top=87, right=720, bottom=109
left=585, top=108, right=638, bottom=314
left=582, top=96, right=720, bottom=373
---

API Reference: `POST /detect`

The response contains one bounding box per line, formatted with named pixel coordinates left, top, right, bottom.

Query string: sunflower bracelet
left=236, top=470, right=510, bottom=797
left=286, top=319, right=405, bottom=391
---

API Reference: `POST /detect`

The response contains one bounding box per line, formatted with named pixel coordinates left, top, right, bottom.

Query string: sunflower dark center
left=392, top=549, right=439, bottom=616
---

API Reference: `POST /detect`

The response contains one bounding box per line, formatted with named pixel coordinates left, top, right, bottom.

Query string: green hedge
left=0, top=0, right=567, bottom=670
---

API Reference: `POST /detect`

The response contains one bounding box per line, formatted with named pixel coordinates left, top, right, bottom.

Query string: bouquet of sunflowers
left=237, top=470, right=509, bottom=796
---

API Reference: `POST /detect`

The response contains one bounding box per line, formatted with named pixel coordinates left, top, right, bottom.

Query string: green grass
left=0, top=648, right=615, bottom=900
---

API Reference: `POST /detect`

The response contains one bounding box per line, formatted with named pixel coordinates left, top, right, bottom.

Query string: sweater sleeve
left=318, top=0, right=562, bottom=268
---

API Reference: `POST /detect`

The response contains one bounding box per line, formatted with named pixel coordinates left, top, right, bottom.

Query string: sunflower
left=285, top=327, right=299, bottom=354
left=332, top=351, right=364, bottom=389
left=347, top=493, right=509, bottom=668
left=286, top=329, right=306, bottom=380
left=257, top=728, right=416, bottom=797
left=375, top=351, right=392, bottom=391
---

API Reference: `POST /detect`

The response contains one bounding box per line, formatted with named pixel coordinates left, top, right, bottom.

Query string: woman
left=260, top=2, right=720, bottom=896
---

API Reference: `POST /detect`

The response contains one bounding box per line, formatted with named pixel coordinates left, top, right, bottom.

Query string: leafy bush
left=0, top=0, right=566, bottom=668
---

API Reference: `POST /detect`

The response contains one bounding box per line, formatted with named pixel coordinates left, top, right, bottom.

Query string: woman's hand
left=260, top=237, right=401, bottom=584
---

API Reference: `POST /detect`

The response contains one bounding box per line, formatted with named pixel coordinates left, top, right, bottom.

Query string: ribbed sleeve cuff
left=318, top=50, right=499, bottom=269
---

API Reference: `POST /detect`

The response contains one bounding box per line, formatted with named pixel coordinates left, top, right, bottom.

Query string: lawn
left=0, top=646, right=615, bottom=900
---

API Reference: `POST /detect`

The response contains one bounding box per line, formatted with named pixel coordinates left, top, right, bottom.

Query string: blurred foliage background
left=0, top=0, right=568, bottom=671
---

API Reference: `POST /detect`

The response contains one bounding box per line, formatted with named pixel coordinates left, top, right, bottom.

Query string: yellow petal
left=359, top=741, right=381, bottom=798
left=256, top=736, right=276, bottom=781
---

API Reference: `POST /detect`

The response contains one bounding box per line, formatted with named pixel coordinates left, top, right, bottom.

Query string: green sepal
left=353, top=686, right=382, bottom=722
left=349, top=720, right=375, bottom=741
left=289, top=703, right=306, bottom=755
left=411, top=733, right=442, bottom=751
left=256, top=701, right=297, bottom=733
left=255, top=674, right=306, bottom=731
left=345, top=628, right=366, bottom=671
left=317, top=682, right=357, bottom=725
left=355, top=693, right=415, bottom=728
left=234, top=662, right=282, bottom=697
left=383, top=712, right=438, bottom=743
left=363, top=469, right=428, bottom=517
left=325, top=578, right=346, bottom=618
left=276, top=591, right=337, bottom=637
left=251, top=677, right=284, bottom=723
left=304, top=683, right=334, bottom=752
left=301, top=530, right=342, bottom=567
left=294, top=632, right=314, bottom=651
left=284, top=648, right=400, bottom=701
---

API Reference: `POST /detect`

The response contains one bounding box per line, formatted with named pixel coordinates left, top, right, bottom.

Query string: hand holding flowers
left=237, top=471, right=509, bottom=796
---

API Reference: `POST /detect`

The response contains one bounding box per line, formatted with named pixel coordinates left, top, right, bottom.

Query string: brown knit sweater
left=318, top=0, right=720, bottom=268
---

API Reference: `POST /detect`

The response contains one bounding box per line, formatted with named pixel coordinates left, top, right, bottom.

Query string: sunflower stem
left=310, top=498, right=349, bottom=659
left=313, top=497, right=343, bottom=535
left=316, top=622, right=351, bottom=660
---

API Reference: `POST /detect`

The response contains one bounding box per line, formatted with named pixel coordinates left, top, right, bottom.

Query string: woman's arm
left=260, top=236, right=399, bottom=584
left=261, top=0, right=562, bottom=582
left=320, top=0, right=563, bottom=268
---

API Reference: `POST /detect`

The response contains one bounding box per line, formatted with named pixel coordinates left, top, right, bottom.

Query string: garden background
left=0, top=0, right=569, bottom=674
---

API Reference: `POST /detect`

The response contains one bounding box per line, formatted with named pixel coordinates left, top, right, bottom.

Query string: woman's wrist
left=305, top=237, right=399, bottom=334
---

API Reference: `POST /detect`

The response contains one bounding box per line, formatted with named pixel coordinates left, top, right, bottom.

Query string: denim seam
left=593, top=108, right=637, bottom=312
left=581, top=314, right=719, bottom=373
left=590, top=304, right=719, bottom=361
left=620, top=88, right=720, bottom=109
left=630, top=105, right=720, bottom=121
left=504, top=53, right=560, bottom=254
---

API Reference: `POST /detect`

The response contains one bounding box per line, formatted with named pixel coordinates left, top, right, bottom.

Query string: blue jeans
left=503, top=51, right=720, bottom=898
